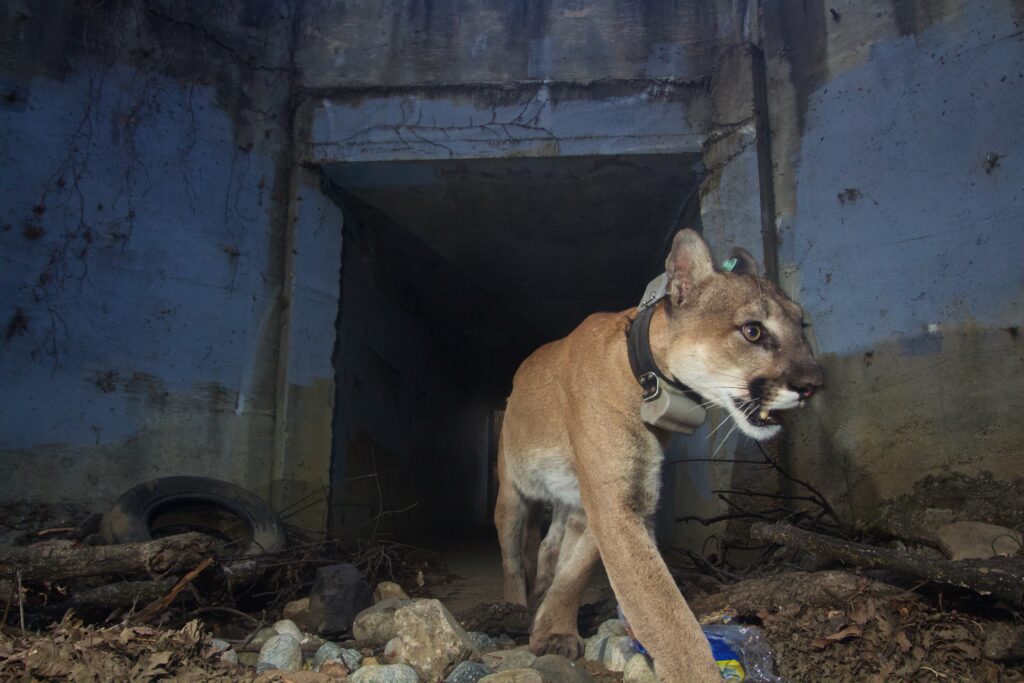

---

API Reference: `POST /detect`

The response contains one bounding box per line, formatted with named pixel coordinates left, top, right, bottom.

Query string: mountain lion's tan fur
left=496, top=229, right=823, bottom=682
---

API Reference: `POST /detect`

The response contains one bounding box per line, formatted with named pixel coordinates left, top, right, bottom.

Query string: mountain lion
left=496, top=229, right=823, bottom=681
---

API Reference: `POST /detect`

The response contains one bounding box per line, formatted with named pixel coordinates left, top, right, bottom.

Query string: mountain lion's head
left=661, top=229, right=824, bottom=440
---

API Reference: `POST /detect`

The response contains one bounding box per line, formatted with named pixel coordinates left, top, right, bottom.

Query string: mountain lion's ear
left=725, top=247, right=759, bottom=276
left=665, top=229, right=714, bottom=306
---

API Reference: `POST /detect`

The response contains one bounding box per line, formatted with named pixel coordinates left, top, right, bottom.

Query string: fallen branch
left=692, top=569, right=906, bottom=616
left=751, top=522, right=1024, bottom=606
left=38, top=578, right=178, bottom=620
left=132, top=557, right=215, bottom=624
left=0, top=532, right=217, bottom=582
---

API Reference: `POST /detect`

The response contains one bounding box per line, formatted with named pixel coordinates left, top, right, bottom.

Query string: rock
left=258, top=633, right=303, bottom=673
left=362, top=657, right=381, bottom=667
left=383, top=637, right=403, bottom=663
left=285, top=597, right=313, bottom=629
left=349, top=663, right=420, bottom=683
left=935, top=521, right=1023, bottom=560
left=493, top=635, right=515, bottom=649
left=309, top=564, right=373, bottom=636
left=251, top=626, right=282, bottom=649
left=239, top=651, right=260, bottom=667
left=478, top=669, right=544, bottom=683
left=320, top=660, right=351, bottom=678
left=582, top=635, right=608, bottom=662
left=531, top=654, right=594, bottom=683
left=622, top=654, right=657, bottom=683
left=314, top=642, right=345, bottom=670
left=353, top=599, right=415, bottom=646
left=466, top=631, right=496, bottom=652
left=982, top=622, right=1024, bottom=661
left=482, top=647, right=536, bottom=672
left=601, top=636, right=638, bottom=672
left=388, top=599, right=480, bottom=680
left=596, top=619, right=627, bottom=638
left=220, top=649, right=240, bottom=666
left=303, top=633, right=328, bottom=649
left=374, top=581, right=410, bottom=602
left=445, top=661, right=492, bottom=683
left=339, top=649, right=363, bottom=672
left=273, top=619, right=304, bottom=641
left=210, top=638, right=231, bottom=653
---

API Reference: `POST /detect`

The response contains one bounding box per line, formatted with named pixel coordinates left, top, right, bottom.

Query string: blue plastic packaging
left=617, top=605, right=784, bottom=682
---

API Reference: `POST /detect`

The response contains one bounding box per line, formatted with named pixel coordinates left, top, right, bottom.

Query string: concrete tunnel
left=321, top=153, right=705, bottom=540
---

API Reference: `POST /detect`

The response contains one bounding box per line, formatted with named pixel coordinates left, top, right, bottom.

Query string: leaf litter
left=0, top=613, right=255, bottom=682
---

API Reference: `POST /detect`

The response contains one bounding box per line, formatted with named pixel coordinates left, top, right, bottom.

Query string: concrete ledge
left=303, top=81, right=710, bottom=163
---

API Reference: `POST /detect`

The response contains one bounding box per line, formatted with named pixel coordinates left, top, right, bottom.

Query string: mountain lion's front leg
left=528, top=509, right=597, bottom=657
left=575, top=437, right=720, bottom=682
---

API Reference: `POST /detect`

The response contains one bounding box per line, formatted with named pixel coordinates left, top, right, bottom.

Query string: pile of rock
left=581, top=620, right=656, bottom=683
left=239, top=563, right=646, bottom=682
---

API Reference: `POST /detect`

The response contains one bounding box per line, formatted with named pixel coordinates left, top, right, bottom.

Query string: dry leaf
left=826, top=624, right=862, bottom=642
left=895, top=631, right=913, bottom=653
left=952, top=641, right=980, bottom=659
left=25, top=642, right=72, bottom=678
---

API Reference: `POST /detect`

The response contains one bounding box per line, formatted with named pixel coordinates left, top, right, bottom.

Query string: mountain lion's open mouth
left=734, top=398, right=780, bottom=428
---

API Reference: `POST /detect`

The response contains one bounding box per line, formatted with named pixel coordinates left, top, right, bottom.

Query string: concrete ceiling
left=323, top=154, right=703, bottom=401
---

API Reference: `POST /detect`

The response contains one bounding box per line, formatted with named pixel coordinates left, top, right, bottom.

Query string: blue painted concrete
left=1, top=60, right=283, bottom=476
left=285, top=174, right=345, bottom=388
left=779, top=12, right=1024, bottom=356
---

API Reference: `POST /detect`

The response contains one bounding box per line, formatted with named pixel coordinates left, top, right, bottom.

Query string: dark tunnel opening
left=321, top=154, right=704, bottom=539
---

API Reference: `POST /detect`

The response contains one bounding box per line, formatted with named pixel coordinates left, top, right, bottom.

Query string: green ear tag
left=721, top=257, right=738, bottom=272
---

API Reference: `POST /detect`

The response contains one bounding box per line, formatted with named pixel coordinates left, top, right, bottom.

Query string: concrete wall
left=0, top=1, right=339, bottom=523
left=330, top=203, right=490, bottom=537
left=763, top=0, right=1024, bottom=522
left=297, top=0, right=749, bottom=88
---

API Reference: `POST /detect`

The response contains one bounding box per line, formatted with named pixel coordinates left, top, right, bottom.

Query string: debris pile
left=0, top=471, right=1022, bottom=682
left=689, top=570, right=1024, bottom=682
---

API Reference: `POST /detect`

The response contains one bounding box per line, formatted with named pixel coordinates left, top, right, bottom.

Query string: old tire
left=100, top=476, right=286, bottom=557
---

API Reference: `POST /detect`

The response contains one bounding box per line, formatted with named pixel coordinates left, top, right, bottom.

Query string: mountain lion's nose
left=791, top=382, right=818, bottom=399
left=791, top=363, right=825, bottom=398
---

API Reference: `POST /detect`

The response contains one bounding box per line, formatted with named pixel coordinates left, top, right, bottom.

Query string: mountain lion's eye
left=740, top=322, right=764, bottom=343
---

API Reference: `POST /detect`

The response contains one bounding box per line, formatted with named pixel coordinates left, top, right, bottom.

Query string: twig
left=681, top=549, right=738, bottom=582
left=754, top=442, right=843, bottom=528
left=1, top=582, right=11, bottom=628
left=188, top=605, right=261, bottom=626
left=358, top=503, right=420, bottom=530
left=132, top=556, right=214, bottom=624
left=677, top=510, right=790, bottom=526
left=713, top=488, right=824, bottom=504
left=236, top=617, right=268, bottom=650
left=35, top=527, right=76, bottom=537
left=16, top=570, right=24, bottom=631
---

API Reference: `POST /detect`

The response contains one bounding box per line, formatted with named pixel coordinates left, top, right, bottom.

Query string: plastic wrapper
left=702, top=624, right=784, bottom=682
left=618, top=605, right=784, bottom=682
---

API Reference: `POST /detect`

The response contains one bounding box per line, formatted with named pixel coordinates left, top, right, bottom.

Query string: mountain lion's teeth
left=759, top=407, right=770, bottom=420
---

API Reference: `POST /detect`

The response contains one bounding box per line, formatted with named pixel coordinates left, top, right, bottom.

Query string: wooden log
left=692, top=569, right=906, bottom=617
left=751, top=522, right=1024, bottom=606
left=0, top=532, right=217, bottom=582
left=66, top=577, right=177, bottom=610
